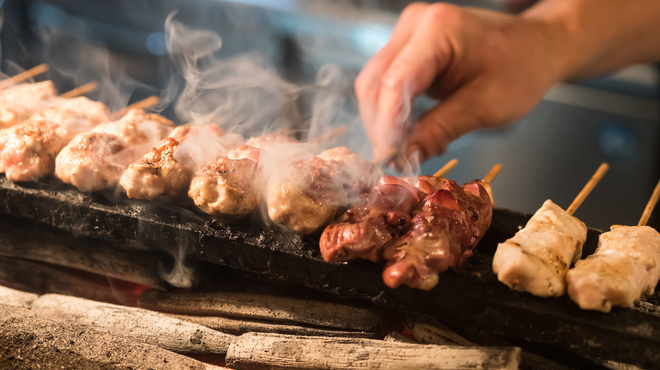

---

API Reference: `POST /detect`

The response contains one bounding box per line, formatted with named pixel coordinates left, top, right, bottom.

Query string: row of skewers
left=493, top=163, right=660, bottom=313
left=0, top=65, right=503, bottom=293
left=2, top=66, right=660, bottom=314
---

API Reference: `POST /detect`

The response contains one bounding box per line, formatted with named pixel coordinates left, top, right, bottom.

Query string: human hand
left=355, top=3, right=567, bottom=164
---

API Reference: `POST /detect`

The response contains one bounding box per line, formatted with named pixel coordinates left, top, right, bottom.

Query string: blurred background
left=1, top=0, right=658, bottom=230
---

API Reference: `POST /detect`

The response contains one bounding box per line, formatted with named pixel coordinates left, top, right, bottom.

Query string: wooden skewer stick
left=113, top=95, right=159, bottom=118
left=433, top=159, right=458, bottom=178
left=483, top=163, right=503, bottom=184
left=311, top=125, right=348, bottom=144
left=59, top=81, right=98, bottom=99
left=0, top=64, right=49, bottom=89
left=638, top=177, right=660, bottom=226
left=372, top=148, right=398, bottom=165
left=566, top=163, right=609, bottom=215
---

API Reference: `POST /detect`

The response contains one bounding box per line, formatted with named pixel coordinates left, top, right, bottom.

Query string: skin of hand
left=356, top=1, right=660, bottom=165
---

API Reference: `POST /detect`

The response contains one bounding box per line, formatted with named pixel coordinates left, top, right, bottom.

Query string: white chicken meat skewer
left=55, top=109, right=173, bottom=192
left=119, top=125, right=243, bottom=200
left=0, top=97, right=110, bottom=182
left=492, top=163, right=608, bottom=297
left=566, top=178, right=660, bottom=312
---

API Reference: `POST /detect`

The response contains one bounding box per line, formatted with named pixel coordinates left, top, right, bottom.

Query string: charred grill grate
left=1, top=174, right=660, bottom=367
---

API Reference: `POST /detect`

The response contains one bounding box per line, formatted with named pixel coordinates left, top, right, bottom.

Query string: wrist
left=522, top=3, right=582, bottom=83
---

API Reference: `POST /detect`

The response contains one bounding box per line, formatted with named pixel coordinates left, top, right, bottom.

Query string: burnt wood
left=1, top=175, right=660, bottom=367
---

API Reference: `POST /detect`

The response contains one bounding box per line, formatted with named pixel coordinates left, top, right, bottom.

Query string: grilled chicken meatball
left=189, top=133, right=294, bottom=217
left=0, top=97, right=110, bottom=182
left=267, top=147, right=377, bottom=234
left=55, top=109, right=173, bottom=192
left=120, top=125, right=242, bottom=200
left=567, top=225, right=660, bottom=312
left=0, top=81, right=57, bottom=128
left=492, top=199, right=588, bottom=297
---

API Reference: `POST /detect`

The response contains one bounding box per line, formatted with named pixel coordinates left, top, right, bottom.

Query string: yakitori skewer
left=567, top=177, right=660, bottom=312
left=320, top=159, right=460, bottom=263
left=0, top=94, right=161, bottom=183
left=492, top=163, right=609, bottom=297
left=310, top=125, right=347, bottom=144
left=381, top=163, right=500, bottom=290
left=59, top=82, right=98, bottom=99
left=113, top=95, right=160, bottom=119
left=0, top=64, right=49, bottom=89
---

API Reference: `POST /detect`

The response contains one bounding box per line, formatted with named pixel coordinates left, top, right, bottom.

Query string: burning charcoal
left=31, top=294, right=235, bottom=355
left=226, top=332, right=521, bottom=369
left=0, top=304, right=219, bottom=369
left=0, top=284, right=38, bottom=308
left=139, top=289, right=383, bottom=333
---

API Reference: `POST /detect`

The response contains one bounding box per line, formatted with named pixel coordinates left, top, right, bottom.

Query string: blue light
left=351, top=25, right=392, bottom=56
left=596, top=122, right=639, bottom=160
left=146, top=32, right=168, bottom=56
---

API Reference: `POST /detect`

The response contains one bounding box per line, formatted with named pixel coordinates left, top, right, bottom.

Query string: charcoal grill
left=1, top=174, right=659, bottom=367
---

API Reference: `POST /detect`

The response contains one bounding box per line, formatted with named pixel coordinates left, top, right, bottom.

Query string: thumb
left=405, top=84, right=489, bottom=162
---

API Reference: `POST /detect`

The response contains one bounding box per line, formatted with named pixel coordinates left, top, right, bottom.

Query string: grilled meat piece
left=55, top=109, right=173, bottom=192
left=267, top=147, right=378, bottom=234
left=492, top=199, right=587, bottom=297
left=320, top=174, right=446, bottom=263
left=0, top=81, right=58, bottom=128
left=566, top=225, right=660, bottom=312
left=0, top=97, right=110, bottom=182
left=382, top=180, right=493, bottom=290
left=120, top=125, right=242, bottom=199
left=188, top=133, right=294, bottom=217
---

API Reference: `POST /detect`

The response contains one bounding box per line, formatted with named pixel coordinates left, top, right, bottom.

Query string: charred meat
left=320, top=174, right=447, bottom=263
left=382, top=180, right=493, bottom=290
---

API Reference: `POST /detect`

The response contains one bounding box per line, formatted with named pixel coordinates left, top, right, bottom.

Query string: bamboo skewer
left=113, top=96, right=159, bottom=119
left=433, top=159, right=458, bottom=178
left=566, top=163, right=609, bottom=215
left=482, top=163, right=503, bottom=184
left=60, top=82, right=98, bottom=99
left=638, top=177, right=660, bottom=226
left=311, top=125, right=348, bottom=144
left=0, top=64, right=49, bottom=89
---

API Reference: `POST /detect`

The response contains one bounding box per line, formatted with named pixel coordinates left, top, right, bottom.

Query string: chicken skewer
left=120, top=124, right=243, bottom=200
left=188, top=132, right=296, bottom=217
left=54, top=97, right=174, bottom=192
left=320, top=159, right=459, bottom=263
left=381, top=164, right=501, bottom=291
left=566, top=178, right=660, bottom=312
left=0, top=80, right=101, bottom=129
left=492, top=163, right=609, bottom=297
left=266, top=146, right=379, bottom=234
left=0, top=83, right=110, bottom=182
left=0, top=64, right=49, bottom=89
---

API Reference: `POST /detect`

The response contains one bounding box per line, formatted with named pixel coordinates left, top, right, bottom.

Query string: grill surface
left=1, top=174, right=660, bottom=367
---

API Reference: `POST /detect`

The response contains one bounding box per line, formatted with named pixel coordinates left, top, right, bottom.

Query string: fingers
left=355, top=3, right=429, bottom=158
left=403, top=82, right=488, bottom=163
left=356, top=3, right=463, bottom=160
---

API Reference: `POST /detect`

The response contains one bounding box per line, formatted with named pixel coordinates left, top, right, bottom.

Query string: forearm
left=524, top=0, right=660, bottom=80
